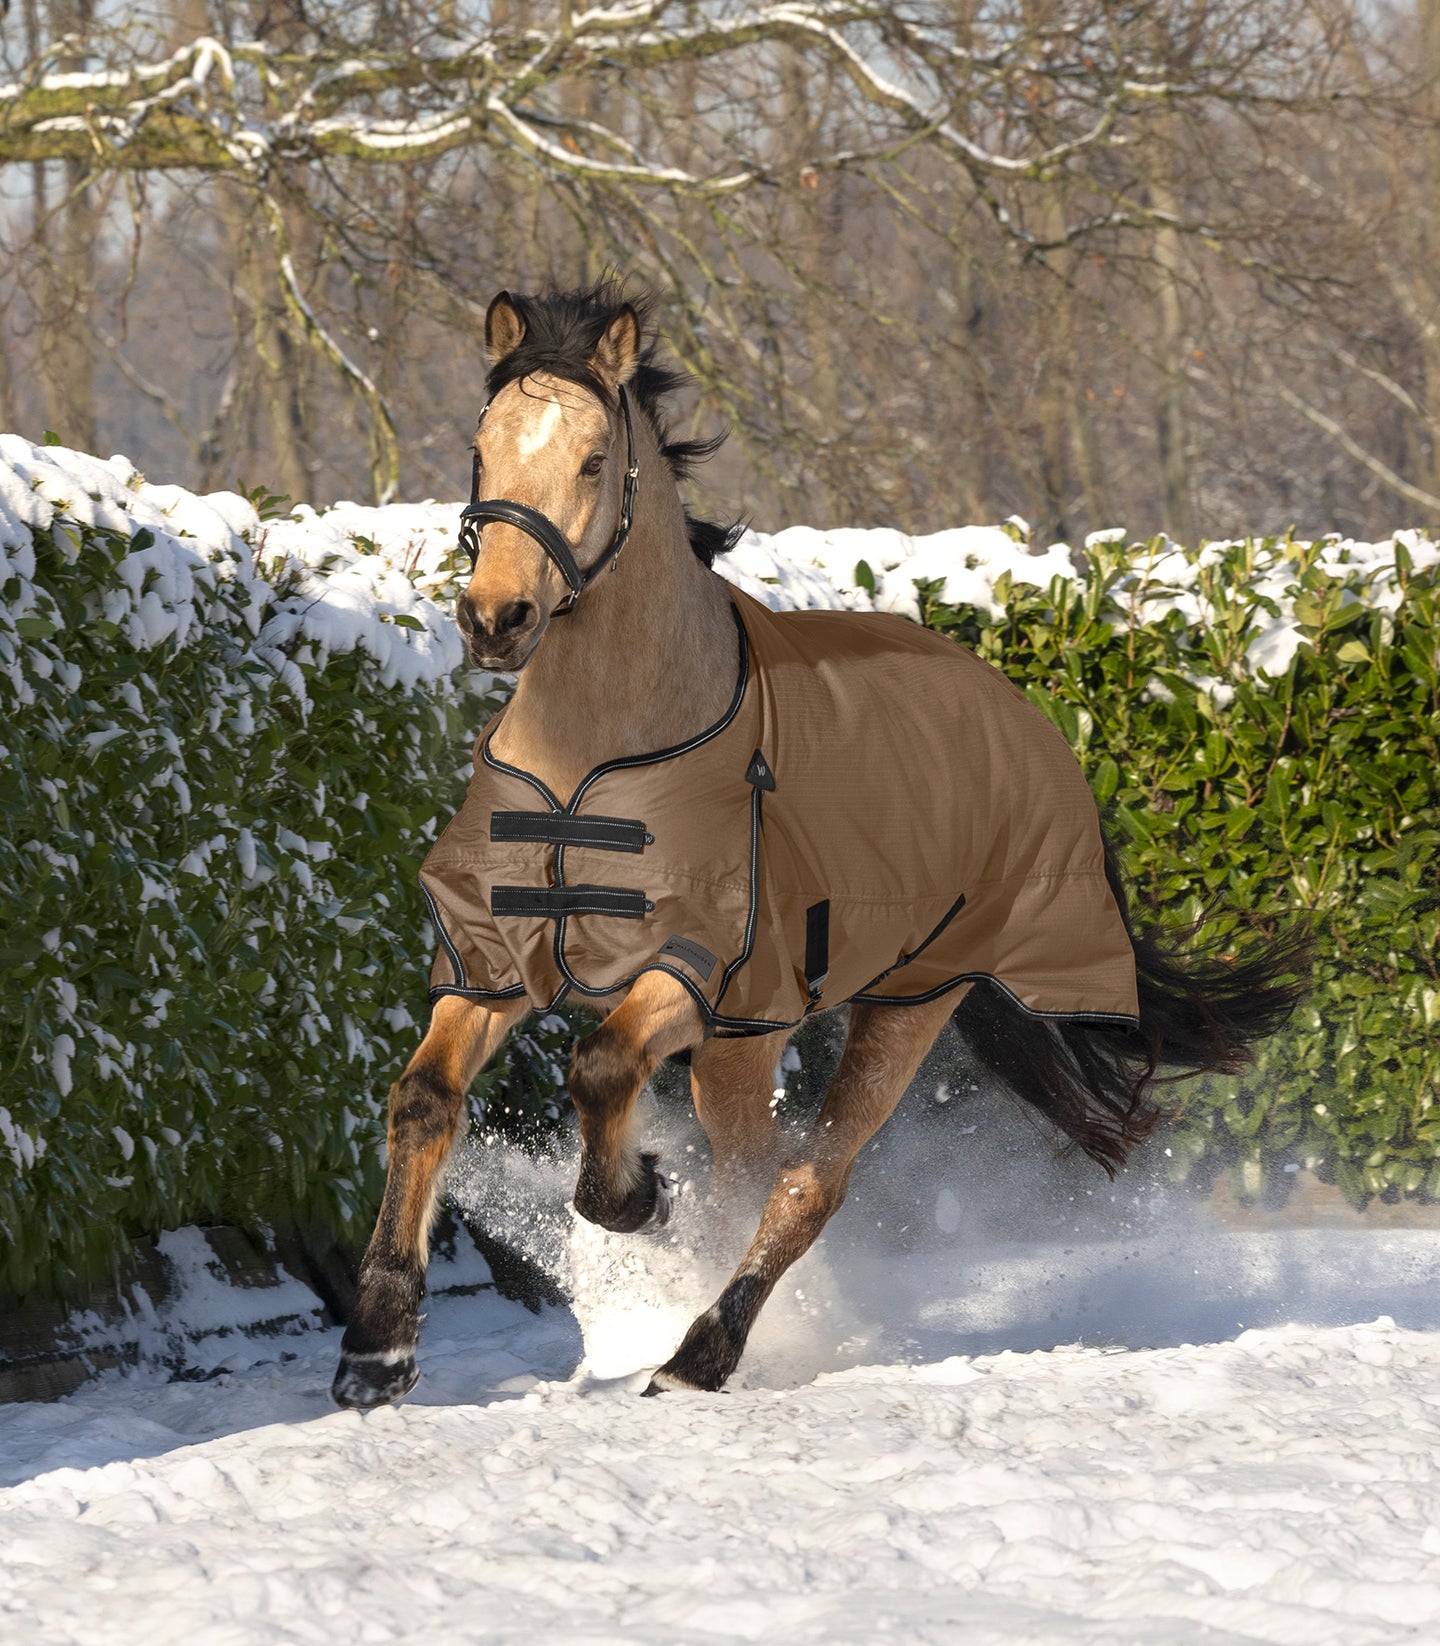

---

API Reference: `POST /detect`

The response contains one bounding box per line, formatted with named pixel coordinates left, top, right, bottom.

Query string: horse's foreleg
left=570, top=970, right=703, bottom=1233
left=333, top=993, right=525, bottom=1409
left=690, top=1030, right=788, bottom=1199
left=648, top=996, right=956, bottom=1393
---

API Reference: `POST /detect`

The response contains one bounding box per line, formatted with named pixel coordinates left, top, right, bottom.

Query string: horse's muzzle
left=467, top=628, right=542, bottom=673
left=458, top=594, right=545, bottom=672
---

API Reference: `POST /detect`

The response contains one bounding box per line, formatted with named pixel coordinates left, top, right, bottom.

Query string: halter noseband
left=457, top=383, right=639, bottom=618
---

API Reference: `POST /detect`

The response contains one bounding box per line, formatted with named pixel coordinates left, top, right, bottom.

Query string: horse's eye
left=581, top=453, right=606, bottom=477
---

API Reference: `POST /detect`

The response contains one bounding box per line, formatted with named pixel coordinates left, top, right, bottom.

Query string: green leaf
left=1091, top=757, right=1121, bottom=804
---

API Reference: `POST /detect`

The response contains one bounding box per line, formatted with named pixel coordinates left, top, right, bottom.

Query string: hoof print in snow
left=331, top=1348, right=419, bottom=1410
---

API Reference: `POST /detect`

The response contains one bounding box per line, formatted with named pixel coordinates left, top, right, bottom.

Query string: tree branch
left=1273, top=380, right=1440, bottom=514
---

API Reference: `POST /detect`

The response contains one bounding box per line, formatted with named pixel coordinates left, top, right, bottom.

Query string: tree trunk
left=34, top=0, right=97, bottom=449
left=782, top=49, right=848, bottom=514
left=1154, top=235, right=1194, bottom=545
left=1152, top=176, right=1195, bottom=546
left=1032, top=189, right=1076, bottom=546
left=949, top=241, right=990, bottom=525
left=1420, top=0, right=1440, bottom=497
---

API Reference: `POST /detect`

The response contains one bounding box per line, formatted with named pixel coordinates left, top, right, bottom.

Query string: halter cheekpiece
left=458, top=383, right=640, bottom=618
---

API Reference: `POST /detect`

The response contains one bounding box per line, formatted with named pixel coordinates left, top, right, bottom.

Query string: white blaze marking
left=516, top=398, right=564, bottom=457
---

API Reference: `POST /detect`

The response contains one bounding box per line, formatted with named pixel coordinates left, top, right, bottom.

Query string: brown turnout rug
left=421, top=589, right=1138, bottom=1035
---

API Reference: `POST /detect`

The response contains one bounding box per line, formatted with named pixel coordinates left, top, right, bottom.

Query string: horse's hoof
left=648, top=1155, right=672, bottom=1228
left=641, top=1366, right=724, bottom=1396
left=331, top=1347, right=419, bottom=1410
left=648, top=1300, right=747, bottom=1393
left=574, top=1151, right=671, bottom=1233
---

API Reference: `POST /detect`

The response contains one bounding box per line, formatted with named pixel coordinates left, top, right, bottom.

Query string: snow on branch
left=0, top=4, right=1348, bottom=195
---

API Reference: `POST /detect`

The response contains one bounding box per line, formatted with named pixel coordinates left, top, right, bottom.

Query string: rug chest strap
left=491, top=885, right=653, bottom=920
left=490, top=812, right=652, bottom=853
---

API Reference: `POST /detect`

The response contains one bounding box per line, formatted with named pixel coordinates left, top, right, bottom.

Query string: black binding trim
left=646, top=964, right=797, bottom=1035
left=850, top=891, right=969, bottom=997
left=492, top=885, right=653, bottom=920
left=477, top=737, right=556, bottom=813
left=480, top=733, right=563, bottom=811
left=476, top=601, right=748, bottom=824
left=421, top=882, right=467, bottom=989
left=429, top=982, right=528, bottom=1004
left=491, top=811, right=651, bottom=853
left=850, top=966, right=1140, bottom=1024
left=518, top=600, right=753, bottom=1001
left=714, top=781, right=763, bottom=1012
left=565, top=604, right=750, bottom=809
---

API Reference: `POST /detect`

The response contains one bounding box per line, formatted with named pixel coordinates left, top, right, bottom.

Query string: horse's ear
left=591, top=304, right=641, bottom=385
left=486, top=291, right=526, bottom=361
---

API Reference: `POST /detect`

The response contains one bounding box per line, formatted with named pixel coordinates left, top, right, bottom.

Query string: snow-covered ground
left=7, top=1099, right=1440, bottom=1646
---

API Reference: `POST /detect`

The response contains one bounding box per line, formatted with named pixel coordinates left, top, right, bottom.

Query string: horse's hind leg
left=689, top=1030, right=788, bottom=1200
left=333, top=994, right=524, bottom=1410
left=569, top=970, right=704, bottom=1233
left=648, top=995, right=957, bottom=1394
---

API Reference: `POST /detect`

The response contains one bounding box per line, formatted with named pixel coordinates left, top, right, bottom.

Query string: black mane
left=485, top=281, right=742, bottom=567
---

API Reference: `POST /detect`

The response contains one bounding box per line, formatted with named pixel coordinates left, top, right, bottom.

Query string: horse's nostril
left=494, top=600, right=535, bottom=637
left=455, top=595, right=477, bottom=637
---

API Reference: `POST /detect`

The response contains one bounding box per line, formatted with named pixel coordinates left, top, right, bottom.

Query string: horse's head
left=456, top=290, right=641, bottom=671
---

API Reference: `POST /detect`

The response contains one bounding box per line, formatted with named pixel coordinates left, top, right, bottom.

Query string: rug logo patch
left=660, top=935, right=719, bottom=981
left=744, top=748, right=776, bottom=792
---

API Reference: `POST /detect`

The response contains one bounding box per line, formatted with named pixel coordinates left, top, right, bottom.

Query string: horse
left=331, top=283, right=1308, bottom=1409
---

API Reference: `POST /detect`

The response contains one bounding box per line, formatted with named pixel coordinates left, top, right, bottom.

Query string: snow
left=5, top=436, right=1436, bottom=703
left=726, top=521, right=1082, bottom=619
left=0, top=1106, right=46, bottom=1171
left=8, top=1101, right=1440, bottom=1645
left=725, top=522, right=1440, bottom=689
left=0, top=440, right=465, bottom=698
left=16, top=1314, right=1440, bottom=1646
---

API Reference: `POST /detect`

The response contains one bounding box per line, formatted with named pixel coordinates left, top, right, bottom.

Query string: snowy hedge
left=737, top=521, right=1439, bottom=1205
left=897, top=530, right=1440, bottom=1207
left=0, top=440, right=569, bottom=1302
left=3, top=435, right=1438, bottom=1302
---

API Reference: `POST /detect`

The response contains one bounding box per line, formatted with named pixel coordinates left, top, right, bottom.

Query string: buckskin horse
left=332, top=284, right=1307, bottom=1409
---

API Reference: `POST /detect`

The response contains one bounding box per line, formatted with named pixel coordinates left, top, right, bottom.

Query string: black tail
left=951, top=829, right=1313, bottom=1176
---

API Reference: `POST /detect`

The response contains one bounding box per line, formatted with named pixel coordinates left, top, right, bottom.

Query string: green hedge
left=4, top=467, right=1437, bottom=1305
left=914, top=533, right=1440, bottom=1207
left=0, top=471, right=571, bottom=1302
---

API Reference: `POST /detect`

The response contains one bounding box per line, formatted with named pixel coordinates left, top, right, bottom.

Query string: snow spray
left=447, top=1037, right=1440, bottom=1390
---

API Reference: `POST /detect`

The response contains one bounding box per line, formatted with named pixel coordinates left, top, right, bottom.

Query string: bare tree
left=0, top=1, right=1403, bottom=542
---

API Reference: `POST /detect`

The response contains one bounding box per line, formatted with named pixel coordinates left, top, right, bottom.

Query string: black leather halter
left=458, top=383, right=640, bottom=618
